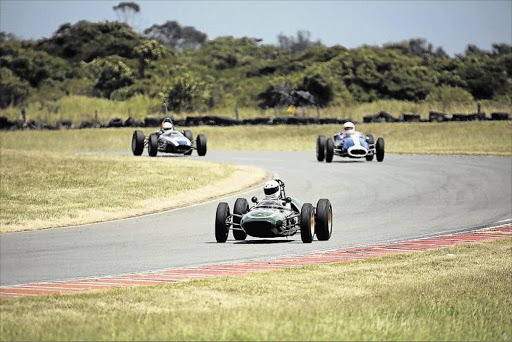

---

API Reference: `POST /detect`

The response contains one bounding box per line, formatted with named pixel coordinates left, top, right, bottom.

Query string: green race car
left=215, top=180, right=332, bottom=243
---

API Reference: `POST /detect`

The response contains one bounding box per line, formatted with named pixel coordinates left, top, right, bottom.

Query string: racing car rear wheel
left=316, top=135, right=326, bottom=162
left=132, top=130, right=145, bottom=156
left=183, top=130, right=193, bottom=155
left=215, top=202, right=230, bottom=243
left=325, top=138, right=334, bottom=163
left=300, top=203, right=315, bottom=243
left=376, top=137, right=385, bottom=162
left=196, top=134, right=207, bottom=156
left=315, top=199, right=332, bottom=241
left=233, top=198, right=249, bottom=240
left=148, top=134, right=158, bottom=157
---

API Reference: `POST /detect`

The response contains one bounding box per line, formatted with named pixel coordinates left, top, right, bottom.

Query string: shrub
left=0, top=67, right=30, bottom=108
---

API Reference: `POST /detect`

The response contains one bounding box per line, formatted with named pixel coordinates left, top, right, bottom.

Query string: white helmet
left=162, top=122, right=173, bottom=131
left=343, top=121, right=355, bottom=134
left=263, top=180, right=281, bottom=200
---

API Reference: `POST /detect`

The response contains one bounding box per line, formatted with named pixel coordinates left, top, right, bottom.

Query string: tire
left=196, top=134, right=207, bottom=156
left=215, top=202, right=230, bottom=243
left=376, top=137, right=385, bottom=162
left=365, top=154, right=374, bottom=161
left=316, top=135, right=326, bottom=162
left=365, top=134, right=374, bottom=144
left=132, top=130, right=144, bottom=156
left=233, top=198, right=248, bottom=241
left=300, top=203, right=315, bottom=243
left=148, top=134, right=158, bottom=157
left=183, top=130, right=193, bottom=155
left=315, top=199, right=332, bottom=241
left=325, top=138, right=334, bottom=163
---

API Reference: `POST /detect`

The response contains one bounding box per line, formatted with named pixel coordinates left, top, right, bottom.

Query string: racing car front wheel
left=215, top=202, right=230, bottom=243
left=233, top=198, right=248, bottom=241
left=300, top=203, right=315, bottom=243
left=132, top=130, right=145, bottom=156
left=315, top=199, right=332, bottom=241
left=183, top=130, right=193, bottom=155
left=325, top=138, right=334, bottom=163
left=376, top=137, right=385, bottom=162
left=196, top=134, right=207, bottom=156
left=316, top=135, right=326, bottom=162
left=148, top=134, right=158, bottom=157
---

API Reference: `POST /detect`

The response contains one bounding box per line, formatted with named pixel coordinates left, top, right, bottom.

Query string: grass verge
left=1, top=121, right=511, bottom=156
left=0, top=238, right=510, bottom=340
left=0, top=149, right=266, bottom=233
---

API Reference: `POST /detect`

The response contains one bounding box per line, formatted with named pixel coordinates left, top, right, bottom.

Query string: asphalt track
left=1, top=152, right=511, bottom=286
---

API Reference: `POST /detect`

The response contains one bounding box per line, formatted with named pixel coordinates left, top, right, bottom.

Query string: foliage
left=426, top=86, right=474, bottom=111
left=133, top=39, right=167, bottom=78
left=0, top=67, right=30, bottom=108
left=277, top=30, right=322, bottom=54
left=159, top=73, right=213, bottom=112
left=83, top=56, right=135, bottom=98
left=37, top=21, right=144, bottom=62
left=112, top=1, right=140, bottom=25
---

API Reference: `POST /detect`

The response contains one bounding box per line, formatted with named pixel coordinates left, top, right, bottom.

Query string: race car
left=131, top=119, right=207, bottom=157
left=215, top=180, right=332, bottom=243
left=316, top=133, right=384, bottom=162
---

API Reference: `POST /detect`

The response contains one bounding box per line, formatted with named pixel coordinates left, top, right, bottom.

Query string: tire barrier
left=491, top=112, right=509, bottom=120
left=0, top=111, right=509, bottom=130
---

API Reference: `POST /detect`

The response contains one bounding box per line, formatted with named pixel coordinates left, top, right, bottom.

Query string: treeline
left=0, top=4, right=511, bottom=113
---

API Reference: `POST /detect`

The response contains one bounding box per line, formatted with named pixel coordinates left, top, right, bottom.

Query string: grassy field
left=0, top=238, right=510, bottom=340
left=2, top=121, right=511, bottom=156
left=0, top=149, right=265, bottom=233
left=1, top=95, right=510, bottom=124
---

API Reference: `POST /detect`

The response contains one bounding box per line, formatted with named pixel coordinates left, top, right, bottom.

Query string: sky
left=1, top=0, right=511, bottom=55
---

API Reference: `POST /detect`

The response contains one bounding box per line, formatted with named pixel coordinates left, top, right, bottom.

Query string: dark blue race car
left=316, top=133, right=385, bottom=163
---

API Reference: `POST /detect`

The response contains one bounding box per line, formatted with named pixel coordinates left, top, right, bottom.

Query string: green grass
left=1, top=95, right=510, bottom=124
left=2, top=121, right=510, bottom=156
left=1, top=238, right=510, bottom=341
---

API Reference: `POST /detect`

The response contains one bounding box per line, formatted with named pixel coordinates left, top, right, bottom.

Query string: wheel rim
left=328, top=207, right=332, bottom=234
left=310, top=212, right=315, bottom=237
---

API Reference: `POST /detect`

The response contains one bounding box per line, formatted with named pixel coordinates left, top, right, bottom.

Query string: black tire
left=215, top=202, right=230, bottom=243
left=316, top=135, right=326, bottom=162
left=300, top=203, right=315, bottom=243
left=233, top=198, right=248, bottom=241
left=183, top=130, right=193, bottom=155
left=376, top=137, right=385, bottom=162
left=148, top=134, right=158, bottom=157
left=132, top=130, right=144, bottom=156
left=325, top=138, right=334, bottom=163
left=365, top=154, right=374, bottom=161
left=196, top=134, right=207, bottom=156
left=315, top=199, right=332, bottom=241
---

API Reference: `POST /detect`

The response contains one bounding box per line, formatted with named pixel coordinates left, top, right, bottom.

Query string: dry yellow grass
left=0, top=149, right=267, bottom=233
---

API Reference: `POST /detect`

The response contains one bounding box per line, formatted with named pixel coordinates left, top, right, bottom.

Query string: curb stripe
left=1, top=223, right=510, bottom=299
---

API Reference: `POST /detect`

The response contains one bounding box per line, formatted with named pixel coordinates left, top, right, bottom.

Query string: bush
left=426, top=86, right=474, bottom=111
left=159, top=74, right=213, bottom=113
left=83, top=56, right=135, bottom=98
left=0, top=67, right=30, bottom=108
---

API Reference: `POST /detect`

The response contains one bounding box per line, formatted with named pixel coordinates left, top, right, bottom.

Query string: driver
left=338, top=121, right=362, bottom=139
left=157, top=119, right=174, bottom=135
left=263, top=180, right=281, bottom=200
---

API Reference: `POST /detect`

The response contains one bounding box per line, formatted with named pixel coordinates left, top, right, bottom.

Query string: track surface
left=1, top=152, right=511, bottom=286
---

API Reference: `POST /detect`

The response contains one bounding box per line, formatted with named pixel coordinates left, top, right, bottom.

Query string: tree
left=133, top=39, right=167, bottom=78
left=0, top=67, right=30, bottom=108
left=257, top=82, right=294, bottom=108
left=113, top=2, right=140, bottom=25
left=143, top=21, right=207, bottom=50
left=83, top=57, right=135, bottom=98
left=277, top=30, right=322, bottom=54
